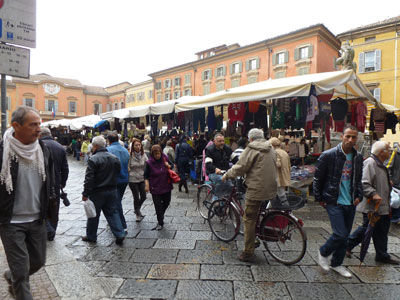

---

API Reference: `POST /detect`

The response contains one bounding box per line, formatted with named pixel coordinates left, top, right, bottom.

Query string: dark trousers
left=0, top=220, right=47, bottom=300
left=320, top=204, right=356, bottom=267
left=47, top=188, right=61, bottom=238
left=116, top=182, right=128, bottom=230
left=152, top=191, right=171, bottom=226
left=86, top=189, right=125, bottom=241
left=129, top=181, right=146, bottom=213
left=347, top=213, right=391, bottom=261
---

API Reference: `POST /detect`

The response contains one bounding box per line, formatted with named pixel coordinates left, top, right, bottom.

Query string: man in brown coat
left=270, top=137, right=291, bottom=206
left=223, top=128, right=277, bottom=262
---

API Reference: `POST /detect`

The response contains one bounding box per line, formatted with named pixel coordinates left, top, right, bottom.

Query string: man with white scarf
left=0, top=106, right=55, bottom=300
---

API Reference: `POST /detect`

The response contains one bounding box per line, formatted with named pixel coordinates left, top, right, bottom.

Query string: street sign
left=0, top=43, right=30, bottom=78
left=0, top=0, right=36, bottom=48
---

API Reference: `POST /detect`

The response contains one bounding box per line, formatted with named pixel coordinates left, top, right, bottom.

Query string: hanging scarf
left=0, top=127, right=46, bottom=193
left=134, top=151, right=142, bottom=160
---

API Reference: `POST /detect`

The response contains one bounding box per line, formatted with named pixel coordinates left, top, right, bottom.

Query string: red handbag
left=167, top=168, right=181, bottom=183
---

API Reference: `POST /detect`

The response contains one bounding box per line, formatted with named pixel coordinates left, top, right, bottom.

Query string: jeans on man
left=320, top=204, right=356, bottom=267
left=347, top=213, right=391, bottom=261
left=0, top=220, right=46, bottom=300
left=116, top=182, right=128, bottom=230
left=86, top=189, right=125, bottom=241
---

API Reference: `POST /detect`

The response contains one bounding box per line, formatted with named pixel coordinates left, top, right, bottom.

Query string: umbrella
left=359, top=197, right=381, bottom=266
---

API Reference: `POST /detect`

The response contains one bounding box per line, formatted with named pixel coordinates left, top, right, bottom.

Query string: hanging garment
left=272, top=104, right=285, bottom=129
left=193, top=108, right=206, bottom=133
left=254, top=104, right=268, bottom=131
left=385, top=112, right=399, bottom=134
left=374, top=121, right=385, bottom=133
left=331, top=98, right=348, bottom=121
left=228, top=103, right=245, bottom=123
left=356, top=101, right=368, bottom=132
left=216, top=115, right=223, bottom=132
left=306, top=94, right=319, bottom=122
left=372, top=108, right=386, bottom=121
left=177, top=112, right=185, bottom=130
left=334, top=120, right=345, bottom=132
left=248, top=101, right=260, bottom=113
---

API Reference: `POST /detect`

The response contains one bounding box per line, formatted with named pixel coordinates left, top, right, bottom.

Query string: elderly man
left=82, top=136, right=126, bottom=245
left=222, top=128, right=277, bottom=262
left=314, top=125, right=363, bottom=278
left=40, top=127, right=69, bottom=241
left=0, top=106, right=55, bottom=299
left=346, top=141, right=399, bottom=264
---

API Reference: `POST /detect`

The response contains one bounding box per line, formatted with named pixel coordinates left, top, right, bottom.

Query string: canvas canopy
left=175, top=70, right=379, bottom=112
left=69, top=114, right=102, bottom=130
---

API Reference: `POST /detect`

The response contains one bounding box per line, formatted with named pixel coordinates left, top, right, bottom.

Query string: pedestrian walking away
left=81, top=136, right=126, bottom=245
left=39, top=127, right=69, bottom=241
left=107, top=132, right=130, bottom=233
left=222, top=128, right=277, bottom=262
left=128, top=138, right=148, bottom=222
left=313, top=125, right=363, bottom=278
left=346, top=141, right=400, bottom=265
left=0, top=106, right=56, bottom=300
left=144, top=144, right=173, bottom=231
left=175, top=135, right=193, bottom=193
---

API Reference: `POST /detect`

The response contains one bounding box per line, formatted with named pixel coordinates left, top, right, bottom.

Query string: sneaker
left=81, top=236, right=97, bottom=243
left=152, top=224, right=163, bottom=231
left=237, top=252, right=256, bottom=262
left=330, top=265, right=352, bottom=278
left=318, top=250, right=330, bottom=272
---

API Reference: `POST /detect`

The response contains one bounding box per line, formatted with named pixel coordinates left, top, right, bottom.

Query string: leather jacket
left=313, top=143, right=363, bottom=205
left=0, top=141, right=56, bottom=225
left=205, top=143, right=232, bottom=175
left=82, top=148, right=121, bottom=197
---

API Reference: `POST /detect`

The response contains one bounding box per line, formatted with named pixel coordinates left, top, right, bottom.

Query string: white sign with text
left=0, top=43, right=30, bottom=78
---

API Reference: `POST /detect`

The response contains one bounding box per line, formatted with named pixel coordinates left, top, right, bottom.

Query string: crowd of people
left=1, top=106, right=400, bottom=299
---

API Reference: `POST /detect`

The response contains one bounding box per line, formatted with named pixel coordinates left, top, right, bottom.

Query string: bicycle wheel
left=208, top=199, right=240, bottom=242
left=197, top=184, right=213, bottom=219
left=259, top=211, right=307, bottom=265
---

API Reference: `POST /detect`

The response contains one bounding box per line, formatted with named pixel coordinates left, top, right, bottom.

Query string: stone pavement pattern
left=1, top=156, right=400, bottom=299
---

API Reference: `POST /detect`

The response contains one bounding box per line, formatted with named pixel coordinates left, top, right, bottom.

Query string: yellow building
left=125, top=80, right=154, bottom=107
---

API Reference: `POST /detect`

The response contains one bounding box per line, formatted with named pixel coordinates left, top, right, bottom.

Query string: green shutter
left=294, top=48, right=299, bottom=61
left=55, top=100, right=58, bottom=112
left=374, top=88, right=381, bottom=102
left=333, top=57, right=337, bottom=70
left=239, top=62, right=243, bottom=72
left=308, top=45, right=314, bottom=58
left=45, top=99, right=49, bottom=111
left=229, top=64, right=233, bottom=74
left=209, top=69, right=212, bottom=80
left=223, top=65, right=226, bottom=76
left=272, top=53, right=276, bottom=66
left=32, top=99, right=35, bottom=108
left=256, top=57, right=260, bottom=69
left=285, top=51, right=289, bottom=63
left=245, top=60, right=249, bottom=71
left=358, top=52, right=365, bottom=73
left=375, top=49, right=381, bottom=71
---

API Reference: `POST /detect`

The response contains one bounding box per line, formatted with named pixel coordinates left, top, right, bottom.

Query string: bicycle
left=207, top=181, right=307, bottom=265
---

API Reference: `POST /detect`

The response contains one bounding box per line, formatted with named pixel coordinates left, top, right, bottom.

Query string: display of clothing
left=355, top=101, right=367, bottom=132
left=385, top=112, right=399, bottom=134
left=272, top=104, right=285, bottom=129
left=306, top=94, right=319, bottom=122
left=331, top=98, right=348, bottom=121
left=228, top=103, right=245, bottom=122
left=248, top=101, right=260, bottom=113
left=372, top=107, right=386, bottom=121
left=193, top=108, right=206, bottom=133
left=207, top=106, right=216, bottom=131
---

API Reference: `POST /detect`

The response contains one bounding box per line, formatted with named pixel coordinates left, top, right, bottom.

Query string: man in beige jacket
left=222, top=128, right=277, bottom=262
left=270, top=137, right=290, bottom=206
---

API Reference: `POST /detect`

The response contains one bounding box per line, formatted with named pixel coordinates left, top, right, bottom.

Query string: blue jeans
left=391, top=207, right=400, bottom=223
left=117, top=182, right=128, bottom=230
left=86, top=189, right=125, bottom=241
left=320, top=204, right=356, bottom=267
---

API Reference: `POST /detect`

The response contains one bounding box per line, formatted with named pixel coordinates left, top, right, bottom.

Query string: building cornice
left=337, top=18, right=400, bottom=40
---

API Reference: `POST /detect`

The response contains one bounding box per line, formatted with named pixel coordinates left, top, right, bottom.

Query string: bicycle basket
left=214, top=182, right=234, bottom=198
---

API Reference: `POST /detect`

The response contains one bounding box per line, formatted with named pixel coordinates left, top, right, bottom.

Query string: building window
left=148, top=90, right=153, bottom=99
left=46, top=100, right=56, bottom=112
left=231, top=79, right=240, bottom=88
left=294, top=45, right=313, bottom=61
left=203, top=84, right=210, bottom=95
left=174, top=91, right=181, bottom=99
left=138, top=92, right=145, bottom=101
left=365, top=36, right=376, bottom=42
left=184, top=89, right=191, bottom=96
left=300, top=46, right=309, bottom=59
left=94, top=103, right=102, bottom=115
left=69, top=102, right=76, bottom=113
left=216, top=66, right=225, bottom=77
left=174, top=77, right=181, bottom=87
left=164, top=92, right=170, bottom=101
left=231, top=62, right=241, bottom=74
left=249, top=58, right=257, bottom=70
left=359, top=49, right=381, bottom=73
left=248, top=77, right=257, bottom=84
left=298, top=67, right=309, bottom=75
left=277, top=53, right=285, bottom=65
left=114, top=103, right=118, bottom=110
left=157, top=93, right=162, bottom=102
left=121, top=102, right=125, bottom=109
left=202, top=69, right=212, bottom=81
left=164, top=79, right=171, bottom=89
left=216, top=82, right=224, bottom=92
left=275, top=71, right=285, bottom=79
left=24, top=98, right=34, bottom=108
left=184, top=74, right=191, bottom=85
left=156, top=81, right=162, bottom=90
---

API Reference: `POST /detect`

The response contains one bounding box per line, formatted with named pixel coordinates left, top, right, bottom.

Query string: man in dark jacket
left=81, top=136, right=125, bottom=245
left=0, top=106, right=55, bottom=299
left=40, top=127, right=69, bottom=241
left=313, top=125, right=363, bottom=278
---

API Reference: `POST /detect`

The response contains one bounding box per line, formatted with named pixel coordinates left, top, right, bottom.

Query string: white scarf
left=0, top=127, right=46, bottom=193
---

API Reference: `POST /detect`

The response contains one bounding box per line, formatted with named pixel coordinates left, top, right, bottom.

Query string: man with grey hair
left=0, top=106, right=56, bottom=299
left=40, top=127, right=69, bottom=241
left=346, top=141, right=399, bottom=264
left=81, top=135, right=126, bottom=245
left=222, top=128, right=277, bottom=262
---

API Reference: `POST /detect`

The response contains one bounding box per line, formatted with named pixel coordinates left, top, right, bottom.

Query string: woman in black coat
left=175, top=136, right=193, bottom=193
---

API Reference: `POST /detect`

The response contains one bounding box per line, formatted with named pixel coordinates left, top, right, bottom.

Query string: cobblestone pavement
left=2, top=156, right=400, bottom=299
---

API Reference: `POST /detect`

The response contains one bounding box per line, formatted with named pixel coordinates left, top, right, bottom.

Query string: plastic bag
left=391, top=188, right=400, bottom=209
left=83, top=200, right=97, bottom=218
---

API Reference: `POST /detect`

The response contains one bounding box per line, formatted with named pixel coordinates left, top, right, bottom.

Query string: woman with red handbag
left=144, top=145, right=174, bottom=230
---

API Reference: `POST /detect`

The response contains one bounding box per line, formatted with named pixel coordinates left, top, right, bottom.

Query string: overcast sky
left=28, top=0, right=397, bottom=88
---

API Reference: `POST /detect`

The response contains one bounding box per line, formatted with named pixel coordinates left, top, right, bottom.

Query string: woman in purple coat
left=144, top=144, right=173, bottom=230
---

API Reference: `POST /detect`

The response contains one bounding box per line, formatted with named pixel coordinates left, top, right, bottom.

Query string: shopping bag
left=83, top=200, right=97, bottom=218
left=167, top=168, right=181, bottom=183
left=391, top=188, right=400, bottom=209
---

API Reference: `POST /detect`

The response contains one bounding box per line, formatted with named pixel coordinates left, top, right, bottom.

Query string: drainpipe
left=192, top=65, right=197, bottom=95
left=395, top=30, right=399, bottom=107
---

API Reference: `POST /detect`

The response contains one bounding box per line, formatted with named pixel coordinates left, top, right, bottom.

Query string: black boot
left=179, top=182, right=182, bottom=192
left=184, top=181, right=189, bottom=193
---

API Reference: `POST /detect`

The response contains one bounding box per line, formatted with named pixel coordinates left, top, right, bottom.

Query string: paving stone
left=84, top=246, right=117, bottom=261
left=348, top=266, right=400, bottom=283
left=115, top=279, right=177, bottom=299
left=82, top=260, right=107, bottom=276
left=137, top=229, right=176, bottom=239
left=343, top=283, right=400, bottom=300
left=144, top=215, right=174, bottom=223
left=172, top=216, right=205, bottom=224
left=130, top=249, right=178, bottom=264
left=264, top=251, right=317, bottom=266
left=190, top=223, right=215, bottom=231
left=251, top=265, right=307, bottom=282
left=154, top=239, right=196, bottom=249
left=97, top=261, right=151, bottom=278
left=110, top=247, right=136, bottom=261
left=63, top=226, right=87, bottom=236
left=223, top=250, right=267, bottom=265
left=123, top=238, right=156, bottom=248
left=175, top=230, right=212, bottom=240
left=51, top=235, right=81, bottom=246
left=301, top=266, right=360, bottom=283
left=147, top=263, right=199, bottom=279
left=234, top=281, right=290, bottom=300
left=176, top=280, right=233, bottom=300
left=196, top=240, right=237, bottom=250
left=165, top=208, right=188, bottom=217
left=67, top=245, right=94, bottom=261
left=176, top=249, right=223, bottom=264
left=200, top=264, right=253, bottom=281
left=286, top=282, right=353, bottom=300
left=236, top=240, right=266, bottom=251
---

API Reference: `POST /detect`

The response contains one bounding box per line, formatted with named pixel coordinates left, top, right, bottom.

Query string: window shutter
left=23, top=98, right=26, bottom=106
left=272, top=54, right=276, bottom=66
left=239, top=62, right=243, bottom=72
left=55, top=100, right=58, bottom=112
left=358, top=52, right=365, bottom=73
left=375, top=49, right=381, bottom=71
left=256, top=57, right=260, bottom=69
left=308, top=45, right=314, bottom=58
left=229, top=64, right=233, bottom=74
left=99, top=104, right=102, bottom=113
left=201, top=71, right=205, bottom=81
left=223, top=65, right=226, bottom=76
left=374, top=88, right=381, bottom=102
left=285, top=51, right=289, bottom=63
left=32, top=99, right=35, bottom=108
left=333, top=57, right=337, bottom=70
left=173, top=78, right=176, bottom=87
left=209, top=69, right=212, bottom=80
left=294, top=48, right=299, bottom=61
left=7, top=96, right=11, bottom=111
left=106, top=104, right=110, bottom=111
left=245, top=60, right=249, bottom=71
left=45, top=99, right=49, bottom=111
